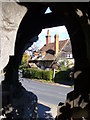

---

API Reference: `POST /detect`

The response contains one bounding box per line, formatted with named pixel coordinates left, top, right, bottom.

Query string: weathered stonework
left=0, top=2, right=27, bottom=71
left=0, top=3, right=38, bottom=119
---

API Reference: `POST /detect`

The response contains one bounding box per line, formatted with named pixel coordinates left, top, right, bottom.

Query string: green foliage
left=42, top=70, right=53, bottom=81
left=22, top=68, right=30, bottom=78
left=29, top=68, right=43, bottom=79
left=19, top=61, right=28, bottom=69
left=59, top=59, right=69, bottom=71
left=54, top=68, right=74, bottom=86
left=19, top=52, right=29, bottom=69
left=22, top=52, right=29, bottom=64
left=22, top=68, right=53, bottom=81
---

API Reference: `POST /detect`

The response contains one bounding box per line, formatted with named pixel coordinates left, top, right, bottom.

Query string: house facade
left=28, top=30, right=74, bottom=70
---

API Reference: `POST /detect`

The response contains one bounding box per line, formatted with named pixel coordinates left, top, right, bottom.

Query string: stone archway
left=1, top=2, right=90, bottom=119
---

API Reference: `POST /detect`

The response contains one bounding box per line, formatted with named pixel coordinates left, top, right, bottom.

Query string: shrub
left=59, top=59, right=69, bottom=71
left=35, top=70, right=43, bottom=79
left=42, top=70, right=53, bottom=81
left=19, top=60, right=29, bottom=69
left=54, top=68, right=74, bottom=85
left=22, top=68, right=53, bottom=81
left=22, top=68, right=30, bottom=78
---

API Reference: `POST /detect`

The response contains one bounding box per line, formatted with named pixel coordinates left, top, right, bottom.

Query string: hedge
left=22, top=68, right=30, bottom=78
left=22, top=68, right=53, bottom=81
left=54, top=68, right=74, bottom=85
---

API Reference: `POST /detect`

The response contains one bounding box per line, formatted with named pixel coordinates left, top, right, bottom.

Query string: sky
left=31, top=26, right=70, bottom=50
left=30, top=7, right=70, bottom=50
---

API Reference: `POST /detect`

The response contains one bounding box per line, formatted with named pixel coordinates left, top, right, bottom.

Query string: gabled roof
left=56, top=39, right=72, bottom=59
left=40, top=39, right=69, bottom=53
left=39, top=39, right=70, bottom=60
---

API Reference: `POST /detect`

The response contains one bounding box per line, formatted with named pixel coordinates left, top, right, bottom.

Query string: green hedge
left=54, top=68, right=74, bottom=85
left=22, top=68, right=30, bottom=78
left=22, top=68, right=53, bottom=81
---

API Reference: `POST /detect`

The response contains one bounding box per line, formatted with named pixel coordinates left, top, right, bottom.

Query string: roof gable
left=38, top=39, right=71, bottom=60
left=40, top=39, right=69, bottom=53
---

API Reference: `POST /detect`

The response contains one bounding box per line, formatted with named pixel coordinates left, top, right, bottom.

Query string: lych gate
left=1, top=2, right=90, bottom=119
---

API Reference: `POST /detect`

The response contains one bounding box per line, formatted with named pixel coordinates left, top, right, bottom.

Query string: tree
left=22, top=52, right=29, bottom=64
left=19, top=52, right=29, bottom=69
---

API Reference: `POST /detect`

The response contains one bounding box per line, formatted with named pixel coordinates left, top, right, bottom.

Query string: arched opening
left=19, top=26, right=74, bottom=119
left=1, top=2, right=90, bottom=120
left=21, top=26, right=74, bottom=82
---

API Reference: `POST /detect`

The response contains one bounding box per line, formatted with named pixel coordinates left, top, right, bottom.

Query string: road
left=21, top=78, right=73, bottom=119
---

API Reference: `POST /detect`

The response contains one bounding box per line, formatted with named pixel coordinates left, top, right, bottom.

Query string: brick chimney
left=46, top=30, right=51, bottom=45
left=54, top=34, right=59, bottom=55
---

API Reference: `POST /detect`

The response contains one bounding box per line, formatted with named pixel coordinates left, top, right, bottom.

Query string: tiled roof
left=42, top=53, right=55, bottom=60
left=61, top=40, right=72, bottom=53
left=39, top=39, right=70, bottom=60
left=57, top=40, right=72, bottom=58
left=40, top=39, right=69, bottom=53
left=40, top=43, right=54, bottom=52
